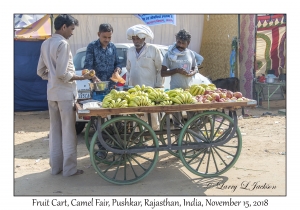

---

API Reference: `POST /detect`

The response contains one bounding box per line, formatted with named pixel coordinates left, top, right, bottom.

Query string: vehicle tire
left=75, top=122, right=86, bottom=135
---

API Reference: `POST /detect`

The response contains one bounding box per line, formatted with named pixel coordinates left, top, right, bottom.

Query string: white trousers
left=140, top=113, right=160, bottom=130
left=48, top=100, right=77, bottom=176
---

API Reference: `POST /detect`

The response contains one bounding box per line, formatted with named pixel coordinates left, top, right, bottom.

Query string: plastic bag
left=110, top=72, right=126, bottom=84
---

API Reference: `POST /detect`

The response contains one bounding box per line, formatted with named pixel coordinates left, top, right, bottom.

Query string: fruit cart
left=76, top=100, right=256, bottom=185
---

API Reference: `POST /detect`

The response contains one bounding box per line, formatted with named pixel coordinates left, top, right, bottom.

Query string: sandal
left=71, top=169, right=84, bottom=176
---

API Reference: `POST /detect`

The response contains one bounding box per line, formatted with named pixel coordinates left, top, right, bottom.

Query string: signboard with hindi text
left=135, top=14, right=176, bottom=26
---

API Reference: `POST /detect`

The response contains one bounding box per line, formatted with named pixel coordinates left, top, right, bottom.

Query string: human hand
left=114, top=67, right=122, bottom=74
left=82, top=73, right=93, bottom=80
left=185, top=69, right=198, bottom=77
left=176, top=68, right=189, bottom=76
left=92, top=76, right=101, bottom=83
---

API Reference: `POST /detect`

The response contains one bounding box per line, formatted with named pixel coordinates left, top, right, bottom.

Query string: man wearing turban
left=126, top=24, right=164, bottom=130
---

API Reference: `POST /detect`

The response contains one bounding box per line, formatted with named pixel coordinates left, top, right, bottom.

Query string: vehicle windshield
left=73, top=46, right=168, bottom=71
left=73, top=48, right=128, bottom=70
left=160, top=48, right=168, bottom=57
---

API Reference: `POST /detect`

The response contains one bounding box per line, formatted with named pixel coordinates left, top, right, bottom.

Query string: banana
left=189, top=85, right=197, bottom=94
left=176, top=95, right=184, bottom=104
left=129, top=101, right=138, bottom=107
left=140, top=96, right=146, bottom=106
left=194, top=86, right=200, bottom=96
left=200, top=84, right=208, bottom=89
left=128, top=88, right=137, bottom=93
left=181, top=93, right=187, bottom=103
left=172, top=97, right=182, bottom=104
left=135, top=85, right=141, bottom=91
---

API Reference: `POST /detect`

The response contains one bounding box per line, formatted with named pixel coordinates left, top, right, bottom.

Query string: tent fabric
left=15, top=15, right=51, bottom=40
left=255, top=14, right=286, bottom=77
left=14, top=40, right=48, bottom=111
left=239, top=14, right=256, bottom=99
left=68, top=14, right=204, bottom=55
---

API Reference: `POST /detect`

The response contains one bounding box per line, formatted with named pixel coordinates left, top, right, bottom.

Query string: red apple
left=226, top=91, right=233, bottom=98
left=233, top=92, right=243, bottom=99
left=196, top=95, right=203, bottom=102
left=205, top=94, right=213, bottom=101
left=211, top=93, right=220, bottom=101
left=219, top=98, right=225, bottom=102
left=220, top=93, right=227, bottom=99
left=204, top=90, right=213, bottom=95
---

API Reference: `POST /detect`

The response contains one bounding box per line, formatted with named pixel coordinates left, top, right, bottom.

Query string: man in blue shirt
left=84, top=23, right=122, bottom=89
left=84, top=23, right=122, bottom=159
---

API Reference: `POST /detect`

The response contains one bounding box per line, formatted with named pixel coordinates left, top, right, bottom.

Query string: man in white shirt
left=126, top=24, right=163, bottom=130
left=37, top=14, right=95, bottom=176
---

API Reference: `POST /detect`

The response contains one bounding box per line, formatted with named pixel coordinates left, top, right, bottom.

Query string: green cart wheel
left=84, top=115, right=138, bottom=152
left=178, top=111, right=242, bottom=177
left=89, top=116, right=159, bottom=185
left=159, top=111, right=201, bottom=157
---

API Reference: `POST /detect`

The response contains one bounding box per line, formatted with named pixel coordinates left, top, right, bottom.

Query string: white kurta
left=126, top=43, right=164, bottom=88
left=126, top=43, right=163, bottom=130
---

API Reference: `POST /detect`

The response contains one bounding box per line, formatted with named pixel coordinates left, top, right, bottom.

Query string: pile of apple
left=195, top=88, right=250, bottom=103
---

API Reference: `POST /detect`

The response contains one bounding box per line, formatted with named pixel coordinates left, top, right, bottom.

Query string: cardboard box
left=262, top=100, right=286, bottom=108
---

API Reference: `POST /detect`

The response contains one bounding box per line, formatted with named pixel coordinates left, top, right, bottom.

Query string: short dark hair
left=175, top=29, right=191, bottom=42
left=54, top=14, right=79, bottom=30
left=99, top=23, right=113, bottom=33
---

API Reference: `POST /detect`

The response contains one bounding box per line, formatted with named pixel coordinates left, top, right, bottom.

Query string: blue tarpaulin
left=14, top=40, right=48, bottom=111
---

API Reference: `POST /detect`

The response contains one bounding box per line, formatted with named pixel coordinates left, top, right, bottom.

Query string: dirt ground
left=12, top=105, right=287, bottom=198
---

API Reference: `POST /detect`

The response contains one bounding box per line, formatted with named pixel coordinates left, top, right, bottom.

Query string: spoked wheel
left=178, top=111, right=242, bottom=177
left=159, top=111, right=201, bottom=157
left=84, top=115, right=137, bottom=152
left=89, top=116, right=159, bottom=185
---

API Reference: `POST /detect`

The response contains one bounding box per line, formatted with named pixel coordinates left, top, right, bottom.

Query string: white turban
left=126, top=24, right=154, bottom=40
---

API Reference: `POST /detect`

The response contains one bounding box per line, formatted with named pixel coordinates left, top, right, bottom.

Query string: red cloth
left=259, top=76, right=265, bottom=83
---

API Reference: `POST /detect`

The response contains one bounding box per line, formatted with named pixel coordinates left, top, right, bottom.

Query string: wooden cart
left=76, top=100, right=256, bottom=185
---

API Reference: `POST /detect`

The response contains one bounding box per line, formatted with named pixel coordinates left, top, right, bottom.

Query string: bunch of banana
left=171, top=91, right=196, bottom=105
left=189, top=84, right=205, bottom=96
left=143, top=86, right=155, bottom=94
left=134, top=84, right=142, bottom=91
left=117, top=91, right=131, bottom=102
left=199, top=84, right=208, bottom=89
left=129, top=90, right=148, bottom=98
left=205, top=83, right=217, bottom=91
left=103, top=90, right=130, bottom=103
left=128, top=96, right=154, bottom=107
left=148, top=90, right=170, bottom=104
left=153, top=88, right=165, bottom=92
left=102, top=98, right=128, bottom=108
left=102, top=94, right=113, bottom=103
left=108, top=89, right=119, bottom=98
left=127, top=84, right=155, bottom=94
left=166, top=88, right=184, bottom=98
left=158, top=100, right=173, bottom=106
